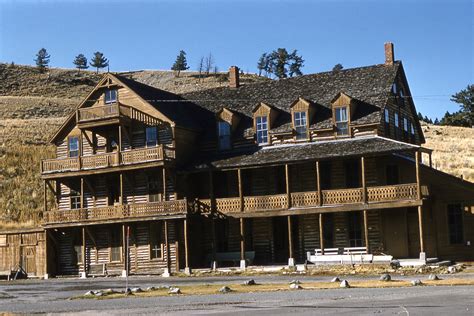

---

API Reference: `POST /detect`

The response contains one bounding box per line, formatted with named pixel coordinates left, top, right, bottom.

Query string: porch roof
left=190, top=136, right=419, bottom=170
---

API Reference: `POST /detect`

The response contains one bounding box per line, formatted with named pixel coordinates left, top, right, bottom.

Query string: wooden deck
left=41, top=145, right=175, bottom=174
left=194, top=183, right=422, bottom=216
left=43, top=200, right=188, bottom=225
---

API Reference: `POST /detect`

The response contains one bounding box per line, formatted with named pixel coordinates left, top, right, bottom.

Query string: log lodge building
left=1, top=43, right=473, bottom=278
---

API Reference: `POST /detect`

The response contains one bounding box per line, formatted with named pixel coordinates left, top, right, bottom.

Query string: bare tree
left=197, top=56, right=204, bottom=81
left=213, top=65, right=219, bottom=75
left=204, top=53, right=214, bottom=76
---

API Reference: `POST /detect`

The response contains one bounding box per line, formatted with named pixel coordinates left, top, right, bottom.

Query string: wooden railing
left=41, top=145, right=174, bottom=174
left=194, top=183, right=420, bottom=215
left=77, top=103, right=131, bottom=123
left=44, top=200, right=187, bottom=225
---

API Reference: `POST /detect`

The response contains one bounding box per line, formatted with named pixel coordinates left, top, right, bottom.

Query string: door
left=272, top=217, right=289, bottom=263
left=382, top=209, right=409, bottom=258
left=20, top=246, right=36, bottom=276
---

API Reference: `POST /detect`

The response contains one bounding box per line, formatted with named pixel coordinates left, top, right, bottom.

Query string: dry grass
left=81, top=278, right=474, bottom=300
left=422, top=123, right=474, bottom=182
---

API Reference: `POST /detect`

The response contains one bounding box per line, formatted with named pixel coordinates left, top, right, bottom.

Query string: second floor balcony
left=41, top=144, right=175, bottom=176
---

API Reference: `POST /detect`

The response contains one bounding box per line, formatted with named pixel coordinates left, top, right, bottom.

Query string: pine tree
left=258, top=48, right=304, bottom=79
left=288, top=50, right=304, bottom=77
left=332, top=63, right=343, bottom=71
left=90, top=52, right=109, bottom=73
left=257, top=53, right=267, bottom=77
left=73, top=54, right=88, bottom=72
left=450, top=85, right=474, bottom=126
left=434, top=118, right=440, bottom=125
left=34, top=48, right=50, bottom=73
left=271, top=48, right=289, bottom=79
left=171, top=50, right=189, bottom=77
left=417, top=112, right=424, bottom=121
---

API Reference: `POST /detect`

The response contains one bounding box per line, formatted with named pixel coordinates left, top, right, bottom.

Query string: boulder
left=447, top=266, right=457, bottom=274
left=146, top=286, right=156, bottom=291
left=168, top=287, right=181, bottom=294
left=84, top=290, right=95, bottom=296
left=411, top=279, right=422, bottom=286
left=331, top=277, right=340, bottom=283
left=390, top=260, right=401, bottom=269
left=219, top=286, right=232, bottom=293
left=243, top=279, right=256, bottom=286
left=380, top=274, right=391, bottom=281
left=130, top=287, right=142, bottom=293
left=289, top=283, right=302, bottom=290
left=428, top=274, right=440, bottom=281
left=289, top=280, right=301, bottom=285
left=340, top=280, right=350, bottom=288
left=102, top=289, right=115, bottom=294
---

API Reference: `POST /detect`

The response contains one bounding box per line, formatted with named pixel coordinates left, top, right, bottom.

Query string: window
left=150, top=222, right=163, bottom=259
left=109, top=229, right=122, bottom=262
left=399, top=88, right=405, bottom=106
left=148, top=176, right=161, bottom=202
left=145, top=127, right=158, bottom=147
left=293, top=111, right=308, bottom=140
left=391, top=83, right=397, bottom=94
left=447, top=204, right=464, bottom=244
left=384, top=109, right=390, bottom=137
left=403, top=117, right=409, bottom=141
left=384, top=109, right=390, bottom=123
left=104, top=89, right=117, bottom=104
left=335, top=107, right=349, bottom=136
left=386, top=165, right=399, bottom=185
left=70, top=189, right=81, bottom=209
left=347, top=212, right=363, bottom=247
left=394, top=112, right=400, bottom=140
left=256, top=116, right=268, bottom=145
left=68, top=137, right=79, bottom=157
left=411, top=122, right=415, bottom=135
left=217, top=121, right=231, bottom=150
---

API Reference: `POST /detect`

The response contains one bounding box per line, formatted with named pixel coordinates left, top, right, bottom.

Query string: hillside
left=0, top=63, right=472, bottom=226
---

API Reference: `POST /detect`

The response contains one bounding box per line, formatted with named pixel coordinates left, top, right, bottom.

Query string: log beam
left=238, top=169, right=243, bottom=212
left=418, top=206, right=425, bottom=253
left=363, top=210, right=369, bottom=253
left=319, top=213, right=324, bottom=255
left=316, top=161, right=322, bottom=206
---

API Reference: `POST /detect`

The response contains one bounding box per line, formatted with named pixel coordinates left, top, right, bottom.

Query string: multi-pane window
left=256, top=116, right=269, bottom=145
left=150, top=222, right=163, bottom=259
left=447, top=204, right=464, bottom=244
left=391, top=83, right=397, bottom=94
left=109, top=229, right=122, bottom=262
left=384, top=109, right=390, bottom=137
left=217, top=121, right=231, bottom=150
left=294, top=111, right=308, bottom=140
left=70, top=189, right=81, bottom=209
left=146, top=127, right=158, bottom=147
left=348, top=212, right=363, bottom=247
left=105, top=89, right=117, bottom=104
left=68, top=137, right=79, bottom=157
left=335, top=107, right=349, bottom=136
left=394, top=112, right=400, bottom=140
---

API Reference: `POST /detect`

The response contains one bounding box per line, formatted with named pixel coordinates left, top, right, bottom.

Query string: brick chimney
left=384, top=42, right=395, bottom=65
left=229, top=66, right=240, bottom=88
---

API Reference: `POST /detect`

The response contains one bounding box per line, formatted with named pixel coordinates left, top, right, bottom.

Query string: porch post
left=418, top=206, right=425, bottom=255
left=285, top=164, right=291, bottom=208
left=240, top=218, right=246, bottom=270
left=316, top=161, right=322, bottom=206
left=415, top=150, right=421, bottom=200
left=44, top=228, right=49, bottom=279
left=361, top=156, right=367, bottom=203
left=119, top=173, right=123, bottom=205
left=80, top=177, right=84, bottom=209
left=163, top=220, right=171, bottom=277
left=287, top=216, right=295, bottom=267
left=415, top=150, right=425, bottom=259
left=319, top=213, right=324, bottom=255
left=211, top=219, right=217, bottom=270
left=121, top=224, right=127, bottom=277
left=81, top=227, right=87, bottom=278
left=162, top=168, right=167, bottom=201
left=237, top=169, right=243, bottom=212
left=184, top=218, right=191, bottom=275
left=363, top=210, right=370, bottom=253
left=209, top=170, right=215, bottom=211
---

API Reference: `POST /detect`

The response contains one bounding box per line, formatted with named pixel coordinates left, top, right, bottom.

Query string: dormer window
left=217, top=121, right=231, bottom=150
left=105, top=89, right=117, bottom=104
left=256, top=116, right=269, bottom=145
left=335, top=107, right=349, bottom=136
left=384, top=109, right=390, bottom=137
left=146, top=126, right=158, bottom=147
left=294, top=111, right=308, bottom=140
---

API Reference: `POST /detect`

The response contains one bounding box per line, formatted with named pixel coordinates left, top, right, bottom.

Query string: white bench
left=314, top=247, right=368, bottom=256
left=207, top=251, right=255, bottom=266
left=0, top=270, right=13, bottom=281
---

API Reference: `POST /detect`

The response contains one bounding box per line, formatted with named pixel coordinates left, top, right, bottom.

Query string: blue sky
left=0, top=0, right=472, bottom=119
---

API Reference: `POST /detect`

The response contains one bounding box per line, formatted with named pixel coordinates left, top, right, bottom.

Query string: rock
left=289, top=283, right=302, bottom=290
left=102, top=289, right=115, bottom=294
left=84, top=290, right=95, bottom=296
left=94, top=291, right=103, bottom=297
left=340, top=280, right=350, bottom=288
left=411, top=279, right=422, bottom=286
left=448, top=266, right=457, bottom=274
left=168, top=287, right=181, bottom=294
left=130, top=287, right=142, bottom=293
left=146, top=286, right=156, bottom=291
left=390, top=260, right=401, bottom=269
left=428, top=274, right=440, bottom=281
left=289, top=279, right=301, bottom=285
left=331, top=277, right=340, bottom=283
left=243, top=279, right=256, bottom=286
left=219, top=286, right=232, bottom=293
left=380, top=274, right=391, bottom=281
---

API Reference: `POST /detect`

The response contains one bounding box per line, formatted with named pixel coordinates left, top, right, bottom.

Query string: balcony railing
left=41, top=145, right=175, bottom=174
left=77, top=103, right=131, bottom=123
left=193, top=183, right=420, bottom=215
left=44, top=200, right=187, bottom=225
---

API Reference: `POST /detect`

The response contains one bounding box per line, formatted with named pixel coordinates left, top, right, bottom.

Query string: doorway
left=272, top=217, right=289, bottom=263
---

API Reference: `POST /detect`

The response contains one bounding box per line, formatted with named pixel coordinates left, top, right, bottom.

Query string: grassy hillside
left=0, top=63, right=268, bottom=226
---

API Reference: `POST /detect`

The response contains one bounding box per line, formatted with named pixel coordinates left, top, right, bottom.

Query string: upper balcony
left=41, top=145, right=175, bottom=177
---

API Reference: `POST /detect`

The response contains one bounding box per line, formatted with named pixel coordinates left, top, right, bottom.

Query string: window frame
left=217, top=120, right=232, bottom=150
left=293, top=111, right=308, bottom=140
left=149, top=222, right=164, bottom=260
left=394, top=112, right=400, bottom=140
left=255, top=115, right=269, bottom=145
left=447, top=203, right=464, bottom=245
left=148, top=175, right=162, bottom=203
left=109, top=228, right=122, bottom=263
left=384, top=109, right=390, bottom=137
left=104, top=89, right=118, bottom=104
left=145, top=126, right=158, bottom=148
left=334, top=106, right=349, bottom=137
left=68, top=136, right=80, bottom=158
left=70, top=188, right=81, bottom=210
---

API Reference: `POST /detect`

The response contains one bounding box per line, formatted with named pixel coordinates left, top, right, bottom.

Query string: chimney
left=229, top=66, right=240, bottom=88
left=384, top=42, right=395, bottom=65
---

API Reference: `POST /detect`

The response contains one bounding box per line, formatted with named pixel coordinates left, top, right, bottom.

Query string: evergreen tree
left=417, top=112, right=424, bottom=121
left=450, top=84, right=474, bottom=126
left=171, top=50, right=189, bottom=77
left=258, top=48, right=304, bottom=79
left=257, top=53, right=267, bottom=77
left=73, top=54, right=88, bottom=72
left=434, top=118, right=440, bottom=125
left=34, top=48, right=50, bottom=73
left=332, top=63, right=343, bottom=71
left=271, top=48, right=289, bottom=79
left=90, top=52, right=109, bottom=73
left=288, top=49, right=304, bottom=77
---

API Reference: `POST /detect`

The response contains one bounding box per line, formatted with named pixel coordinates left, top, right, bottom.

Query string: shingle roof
left=180, top=62, right=400, bottom=135
left=190, top=136, right=418, bottom=170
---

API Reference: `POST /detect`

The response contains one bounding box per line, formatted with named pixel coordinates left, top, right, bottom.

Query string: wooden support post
left=319, top=213, right=324, bottom=255
left=363, top=210, right=369, bottom=253
left=415, top=150, right=421, bottom=200
left=162, top=168, right=167, bottom=201
left=118, top=125, right=122, bottom=152
left=80, top=178, right=84, bottom=209
left=287, top=216, right=294, bottom=266
left=119, top=173, right=123, bottom=205
left=209, top=170, right=215, bottom=211
left=418, top=206, right=425, bottom=254
left=44, top=229, right=48, bottom=278
left=285, top=164, right=291, bottom=208
left=122, top=224, right=127, bottom=275
left=211, top=219, right=217, bottom=268
left=184, top=218, right=190, bottom=272
left=237, top=169, right=243, bottom=212
left=82, top=227, right=86, bottom=276
left=316, top=161, right=322, bottom=206
left=44, top=181, right=48, bottom=214
left=240, top=218, right=245, bottom=261
left=361, top=156, right=367, bottom=203
left=164, top=220, right=171, bottom=274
